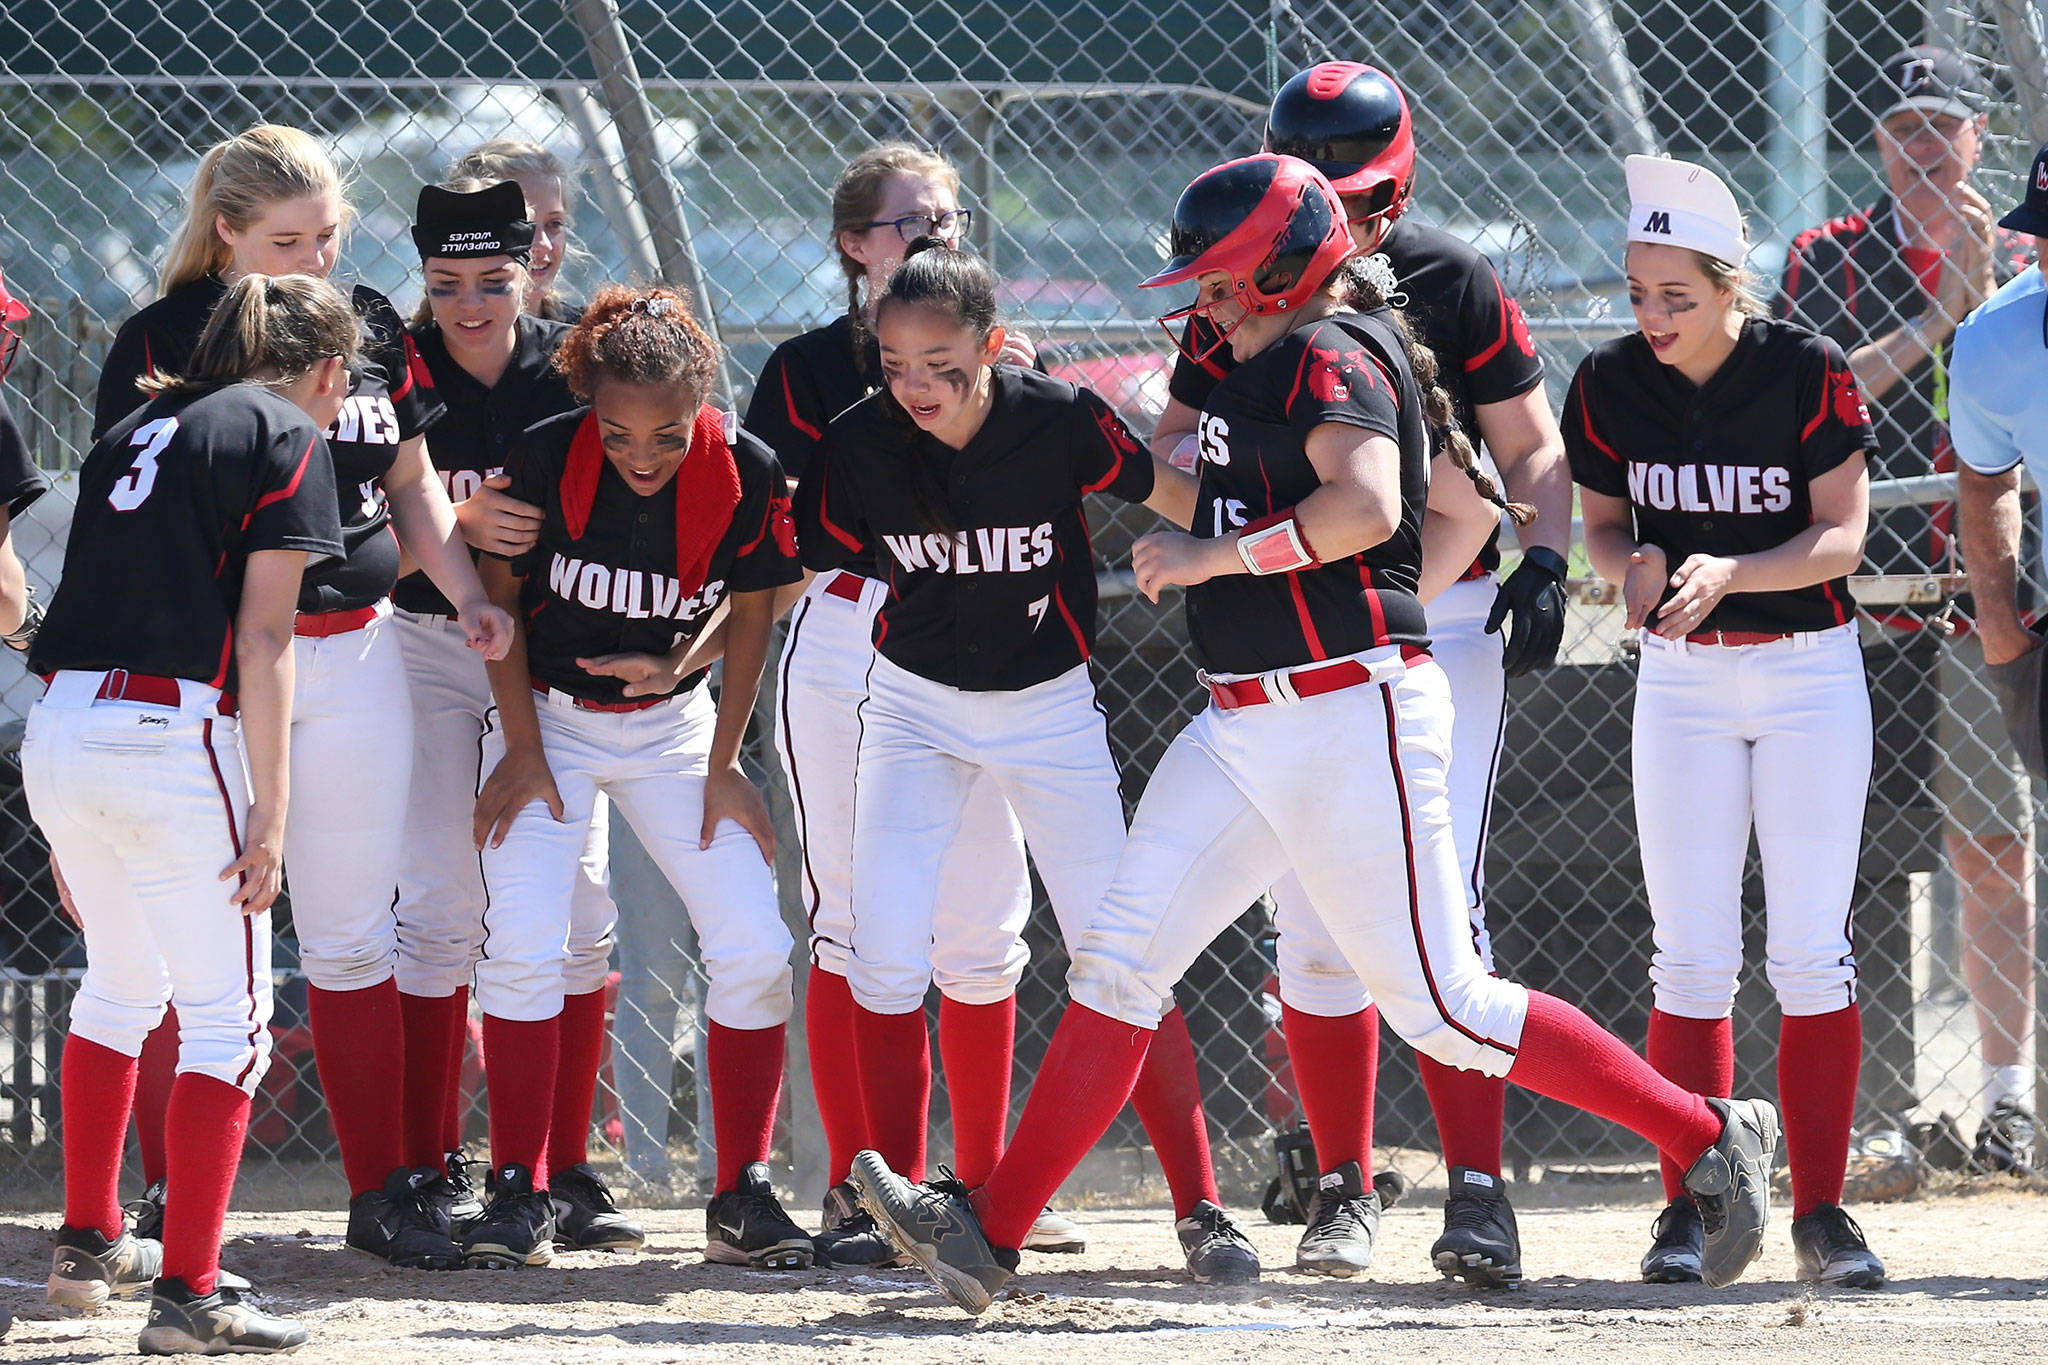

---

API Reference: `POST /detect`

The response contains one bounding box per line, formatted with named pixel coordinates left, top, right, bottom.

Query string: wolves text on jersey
left=546, top=552, right=724, bottom=623
left=327, top=394, right=402, bottom=446
left=1628, top=461, right=1793, bottom=515
left=880, top=524, right=1056, bottom=575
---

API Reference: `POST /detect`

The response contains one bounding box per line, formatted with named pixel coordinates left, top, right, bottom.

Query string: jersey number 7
left=108, top=416, right=178, bottom=512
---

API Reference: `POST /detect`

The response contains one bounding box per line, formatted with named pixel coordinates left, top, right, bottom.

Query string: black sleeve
left=0, top=394, right=47, bottom=517
left=1457, top=257, right=1544, bottom=408
left=1794, top=334, right=1878, bottom=480
left=357, top=288, right=444, bottom=440
left=743, top=341, right=831, bottom=483
left=498, top=423, right=560, bottom=576
left=728, top=446, right=804, bottom=593
left=1072, top=384, right=1154, bottom=504
left=1165, top=314, right=1228, bottom=411
left=1280, top=326, right=1402, bottom=443
left=795, top=426, right=868, bottom=574
left=92, top=315, right=157, bottom=444
left=246, top=424, right=344, bottom=560
left=1561, top=357, right=1628, bottom=499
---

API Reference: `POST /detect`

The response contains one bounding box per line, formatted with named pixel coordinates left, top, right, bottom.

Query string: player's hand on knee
left=221, top=815, right=286, bottom=915
left=1652, top=553, right=1738, bottom=639
left=474, top=746, right=565, bottom=850
left=1132, top=530, right=1218, bottom=603
left=458, top=600, right=518, bottom=662
left=1622, top=543, right=1668, bottom=630
left=455, top=475, right=545, bottom=558
left=49, top=852, right=81, bottom=929
left=702, top=761, right=775, bottom=862
left=576, top=651, right=682, bottom=698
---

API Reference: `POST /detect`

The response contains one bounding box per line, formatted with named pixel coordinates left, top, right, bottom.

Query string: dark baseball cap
left=1998, top=142, right=2048, bottom=235
left=1876, top=46, right=1988, bottom=122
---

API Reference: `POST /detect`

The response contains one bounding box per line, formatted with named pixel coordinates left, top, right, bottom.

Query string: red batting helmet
left=0, top=265, right=26, bottom=382
left=1265, top=62, right=1417, bottom=230
left=1142, top=151, right=1354, bottom=306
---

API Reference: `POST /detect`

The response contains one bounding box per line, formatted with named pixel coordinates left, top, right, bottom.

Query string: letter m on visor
left=1643, top=210, right=1673, bottom=235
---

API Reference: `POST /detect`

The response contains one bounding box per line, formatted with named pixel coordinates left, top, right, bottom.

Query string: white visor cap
left=1624, top=155, right=1746, bottom=270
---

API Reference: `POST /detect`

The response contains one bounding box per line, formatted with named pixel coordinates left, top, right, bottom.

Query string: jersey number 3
left=108, top=416, right=177, bottom=512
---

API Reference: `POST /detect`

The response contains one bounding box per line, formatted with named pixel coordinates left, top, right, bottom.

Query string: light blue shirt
left=1950, top=267, right=2048, bottom=494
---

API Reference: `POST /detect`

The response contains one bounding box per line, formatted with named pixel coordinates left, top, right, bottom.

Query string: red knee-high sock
left=852, top=1003, right=931, bottom=1183
left=1419, top=1055, right=1507, bottom=1177
left=1646, top=1009, right=1735, bottom=1201
left=805, top=966, right=869, bottom=1185
left=481, top=1014, right=558, bottom=1185
left=133, top=1007, right=179, bottom=1188
left=939, top=995, right=1015, bottom=1188
left=973, top=1003, right=1150, bottom=1249
left=708, top=1021, right=786, bottom=1192
left=1127, top=1006, right=1219, bottom=1218
left=160, top=1073, right=251, bottom=1296
left=1507, top=991, right=1723, bottom=1167
left=1281, top=1003, right=1376, bottom=1177
left=441, top=985, right=472, bottom=1152
left=547, top=988, right=609, bottom=1175
left=398, top=991, right=464, bottom=1167
left=306, top=981, right=406, bottom=1196
left=62, top=1036, right=138, bottom=1239
left=1780, top=1004, right=1860, bottom=1217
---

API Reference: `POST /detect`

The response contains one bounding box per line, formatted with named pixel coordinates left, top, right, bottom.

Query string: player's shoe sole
left=702, top=1237, right=813, bottom=1270
left=1682, top=1097, right=1779, bottom=1288
left=852, top=1150, right=1015, bottom=1315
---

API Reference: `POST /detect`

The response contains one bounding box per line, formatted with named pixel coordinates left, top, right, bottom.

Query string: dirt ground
left=3, top=1185, right=2044, bottom=1364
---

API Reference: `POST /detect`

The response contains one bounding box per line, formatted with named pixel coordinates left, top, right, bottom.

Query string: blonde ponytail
left=159, top=125, right=345, bottom=295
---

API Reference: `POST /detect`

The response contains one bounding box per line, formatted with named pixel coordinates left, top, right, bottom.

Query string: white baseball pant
left=284, top=604, right=413, bottom=991
left=23, top=674, right=273, bottom=1093
left=1633, top=624, right=1871, bottom=1019
left=476, top=684, right=793, bottom=1028
left=391, top=609, right=613, bottom=998
left=774, top=571, right=1031, bottom=1003
left=1066, top=648, right=1530, bottom=1077
left=847, top=655, right=1161, bottom=1017
left=1272, top=575, right=1506, bottom=1013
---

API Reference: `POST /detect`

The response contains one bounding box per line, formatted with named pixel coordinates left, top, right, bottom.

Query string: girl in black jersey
left=748, top=143, right=1102, bottom=1265
left=34, top=274, right=352, bottom=1353
left=803, top=239, right=1248, bottom=1285
left=854, top=156, right=1781, bottom=1315
left=0, top=262, right=50, bottom=652
left=392, top=181, right=624, bottom=1248
left=92, top=126, right=516, bottom=1271
left=1566, top=156, right=1881, bottom=1288
left=448, top=142, right=580, bottom=322
left=462, top=285, right=809, bottom=1271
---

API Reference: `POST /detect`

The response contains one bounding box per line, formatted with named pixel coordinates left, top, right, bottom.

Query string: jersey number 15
left=108, top=416, right=177, bottom=512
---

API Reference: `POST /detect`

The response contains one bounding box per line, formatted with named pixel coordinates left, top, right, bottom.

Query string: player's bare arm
left=473, top=554, right=564, bottom=848
left=384, top=433, right=514, bottom=659
left=0, top=507, right=28, bottom=640
left=1958, top=463, right=2033, bottom=664
left=1143, top=456, right=1200, bottom=530
left=1476, top=386, right=1570, bottom=557
left=1149, top=392, right=1202, bottom=467
left=1580, top=487, right=1666, bottom=630
left=452, top=470, right=546, bottom=558
left=700, top=586, right=777, bottom=861
left=1418, top=441, right=1506, bottom=603
left=227, top=547, right=311, bottom=914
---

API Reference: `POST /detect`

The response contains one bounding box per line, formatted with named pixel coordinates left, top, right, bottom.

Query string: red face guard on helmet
left=0, top=266, right=26, bottom=383
left=1141, top=154, right=1358, bottom=372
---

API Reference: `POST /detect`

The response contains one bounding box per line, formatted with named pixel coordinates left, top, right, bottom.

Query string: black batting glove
left=1485, top=545, right=1568, bottom=678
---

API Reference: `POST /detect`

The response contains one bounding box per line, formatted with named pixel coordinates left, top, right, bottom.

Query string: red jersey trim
left=1464, top=275, right=1514, bottom=372
left=782, top=367, right=822, bottom=442
left=816, top=459, right=864, bottom=552
left=1574, top=372, right=1620, bottom=463
left=246, top=433, right=318, bottom=521
left=1287, top=572, right=1326, bottom=660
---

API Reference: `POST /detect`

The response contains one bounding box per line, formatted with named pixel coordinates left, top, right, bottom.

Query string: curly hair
left=551, top=283, right=720, bottom=402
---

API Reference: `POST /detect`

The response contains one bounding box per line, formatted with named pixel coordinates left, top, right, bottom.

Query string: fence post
left=1988, top=0, right=2048, bottom=145
left=1559, top=0, right=1661, bottom=157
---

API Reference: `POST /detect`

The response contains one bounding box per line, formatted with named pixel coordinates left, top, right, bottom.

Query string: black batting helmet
left=1265, top=62, right=1416, bottom=229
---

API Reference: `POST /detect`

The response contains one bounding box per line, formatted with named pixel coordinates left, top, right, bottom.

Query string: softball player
left=1149, top=63, right=1571, bottom=1283
left=1568, top=156, right=1882, bottom=1288
left=34, top=274, right=351, bottom=1353
left=801, top=239, right=1249, bottom=1284
left=394, top=180, right=626, bottom=1250
left=463, top=283, right=807, bottom=1270
left=748, top=142, right=1089, bottom=1265
left=449, top=141, right=580, bottom=322
left=0, top=262, right=51, bottom=650
left=93, top=126, right=517, bottom=1272
left=854, top=155, right=1779, bottom=1315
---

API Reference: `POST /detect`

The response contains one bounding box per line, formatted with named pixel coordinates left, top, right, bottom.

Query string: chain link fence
left=2, top=0, right=2046, bottom=1210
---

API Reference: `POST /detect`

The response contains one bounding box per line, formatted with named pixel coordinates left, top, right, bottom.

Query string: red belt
left=1458, top=560, right=1490, bottom=582
left=1684, top=630, right=1796, bottom=647
left=295, top=604, right=381, bottom=638
left=531, top=678, right=668, bottom=713
left=93, top=670, right=235, bottom=714
left=1207, top=646, right=1431, bottom=711
left=823, top=570, right=868, bottom=604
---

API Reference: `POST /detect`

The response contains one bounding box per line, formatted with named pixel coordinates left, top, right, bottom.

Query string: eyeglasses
left=866, top=209, right=974, bottom=244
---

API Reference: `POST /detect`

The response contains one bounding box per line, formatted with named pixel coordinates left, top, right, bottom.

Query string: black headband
left=411, top=181, right=535, bottom=264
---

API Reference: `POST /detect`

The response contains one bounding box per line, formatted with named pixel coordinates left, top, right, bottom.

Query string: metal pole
left=551, top=83, right=660, bottom=284
left=1765, top=0, right=1829, bottom=232
left=1988, top=0, right=2048, bottom=146
left=1559, top=0, right=1661, bottom=157
left=562, top=0, right=733, bottom=404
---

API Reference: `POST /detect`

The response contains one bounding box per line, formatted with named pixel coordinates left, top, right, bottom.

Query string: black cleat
left=138, top=1276, right=307, bottom=1355
left=551, top=1163, right=645, bottom=1252
left=1681, top=1096, right=1778, bottom=1288
left=704, top=1162, right=814, bottom=1270
left=851, top=1151, right=1016, bottom=1314
left=1790, top=1203, right=1886, bottom=1288
left=1973, top=1100, right=2038, bottom=1175
left=442, top=1150, right=485, bottom=1237
left=814, top=1181, right=912, bottom=1268
left=347, top=1168, right=464, bottom=1270
left=1295, top=1161, right=1381, bottom=1277
left=1640, top=1199, right=1705, bottom=1284
left=461, top=1164, right=555, bottom=1269
left=1176, top=1199, right=1261, bottom=1285
left=48, top=1225, right=162, bottom=1311
left=1431, top=1166, right=1522, bottom=1288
